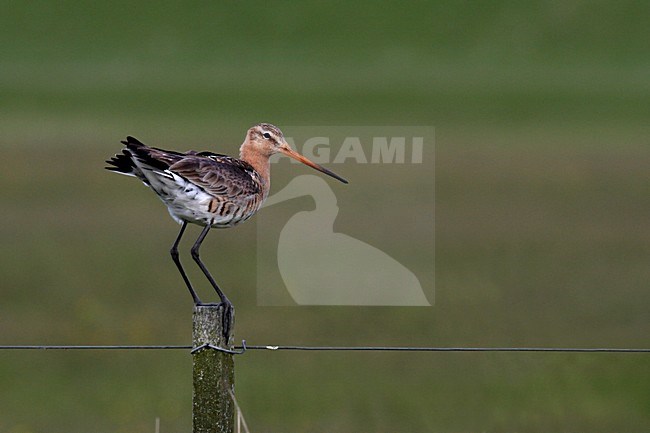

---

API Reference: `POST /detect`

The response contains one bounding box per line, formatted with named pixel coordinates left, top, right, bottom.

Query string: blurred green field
left=1, top=1, right=650, bottom=432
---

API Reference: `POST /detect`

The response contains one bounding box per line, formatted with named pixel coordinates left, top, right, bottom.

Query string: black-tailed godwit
left=106, top=123, right=347, bottom=332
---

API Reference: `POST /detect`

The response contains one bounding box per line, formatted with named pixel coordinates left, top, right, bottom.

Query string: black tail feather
left=121, top=135, right=146, bottom=147
left=106, top=136, right=151, bottom=174
left=107, top=135, right=184, bottom=175
left=105, top=148, right=136, bottom=174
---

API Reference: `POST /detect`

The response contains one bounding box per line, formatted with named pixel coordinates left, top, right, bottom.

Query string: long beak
left=279, top=144, right=348, bottom=184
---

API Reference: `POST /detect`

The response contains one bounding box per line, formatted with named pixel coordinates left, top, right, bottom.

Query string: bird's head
left=245, top=123, right=348, bottom=184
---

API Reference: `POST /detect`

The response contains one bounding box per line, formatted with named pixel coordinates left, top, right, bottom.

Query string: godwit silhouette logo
left=261, top=175, right=430, bottom=306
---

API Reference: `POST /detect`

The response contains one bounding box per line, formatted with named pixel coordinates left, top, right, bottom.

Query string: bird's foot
left=221, top=301, right=234, bottom=343
left=194, top=300, right=234, bottom=343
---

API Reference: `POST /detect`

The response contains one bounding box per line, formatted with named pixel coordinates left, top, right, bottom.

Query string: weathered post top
left=193, top=304, right=234, bottom=348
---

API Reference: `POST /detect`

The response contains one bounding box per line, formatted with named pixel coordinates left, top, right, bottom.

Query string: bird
left=106, top=123, right=348, bottom=334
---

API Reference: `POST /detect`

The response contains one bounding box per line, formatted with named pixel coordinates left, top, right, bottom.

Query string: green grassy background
left=1, top=1, right=649, bottom=432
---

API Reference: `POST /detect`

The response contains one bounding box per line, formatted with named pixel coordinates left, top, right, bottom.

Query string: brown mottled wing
left=110, top=136, right=262, bottom=199
left=168, top=154, right=263, bottom=199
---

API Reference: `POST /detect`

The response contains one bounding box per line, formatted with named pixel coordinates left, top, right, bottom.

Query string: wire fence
left=1, top=344, right=649, bottom=353
left=3, top=341, right=648, bottom=433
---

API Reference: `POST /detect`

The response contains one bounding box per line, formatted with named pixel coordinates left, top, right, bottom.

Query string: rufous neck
left=240, top=144, right=271, bottom=192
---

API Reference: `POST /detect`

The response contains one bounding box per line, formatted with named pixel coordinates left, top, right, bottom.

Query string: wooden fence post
left=192, top=305, right=235, bottom=433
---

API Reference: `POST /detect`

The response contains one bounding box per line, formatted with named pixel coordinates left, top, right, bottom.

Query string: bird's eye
left=262, top=132, right=272, bottom=139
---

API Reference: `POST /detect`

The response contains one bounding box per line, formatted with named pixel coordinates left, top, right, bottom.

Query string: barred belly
left=164, top=190, right=264, bottom=228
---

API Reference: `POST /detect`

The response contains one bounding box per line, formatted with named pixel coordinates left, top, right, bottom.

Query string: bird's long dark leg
left=170, top=221, right=202, bottom=305
left=191, top=225, right=234, bottom=338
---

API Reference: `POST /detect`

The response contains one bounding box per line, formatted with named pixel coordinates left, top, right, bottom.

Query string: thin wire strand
left=242, top=346, right=650, bottom=353
left=0, top=345, right=649, bottom=353
left=0, top=345, right=192, bottom=350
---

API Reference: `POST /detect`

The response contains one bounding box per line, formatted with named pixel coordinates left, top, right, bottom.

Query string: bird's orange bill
left=280, top=146, right=349, bottom=184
